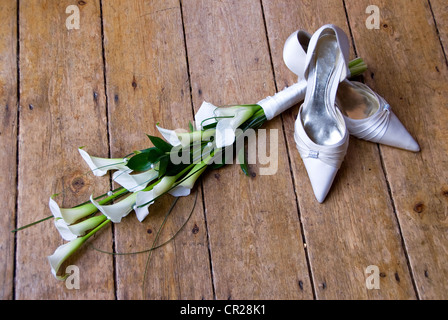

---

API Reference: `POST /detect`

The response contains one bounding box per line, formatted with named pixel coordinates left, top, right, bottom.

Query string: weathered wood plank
left=15, top=0, right=114, bottom=299
left=182, top=0, right=313, bottom=300
left=429, top=0, right=448, bottom=57
left=345, top=0, right=448, bottom=300
left=262, top=0, right=416, bottom=299
left=0, top=0, right=17, bottom=300
left=101, top=0, right=213, bottom=300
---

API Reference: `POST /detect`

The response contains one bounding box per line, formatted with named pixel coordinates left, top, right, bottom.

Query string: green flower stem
left=174, top=163, right=196, bottom=180
left=11, top=215, right=54, bottom=233
left=348, top=57, right=368, bottom=77
left=70, top=214, right=108, bottom=236
left=55, top=217, right=112, bottom=276
left=73, top=186, right=125, bottom=207
left=99, top=188, right=128, bottom=204
left=82, top=218, right=112, bottom=242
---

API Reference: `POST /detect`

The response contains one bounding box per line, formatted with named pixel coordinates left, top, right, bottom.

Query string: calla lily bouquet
left=47, top=102, right=268, bottom=279
left=22, top=58, right=367, bottom=280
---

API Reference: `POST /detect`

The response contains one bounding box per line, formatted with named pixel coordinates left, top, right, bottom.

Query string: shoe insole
left=301, top=34, right=345, bottom=146
left=336, top=80, right=379, bottom=120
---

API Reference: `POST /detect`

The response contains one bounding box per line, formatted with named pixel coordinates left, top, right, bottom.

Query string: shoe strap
left=303, top=24, right=351, bottom=82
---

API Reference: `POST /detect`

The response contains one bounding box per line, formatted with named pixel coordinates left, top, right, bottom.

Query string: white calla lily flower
left=156, top=125, right=183, bottom=147
left=169, top=164, right=207, bottom=198
left=67, top=215, right=107, bottom=237
left=112, top=169, right=158, bottom=192
left=48, top=237, right=85, bottom=280
left=157, top=125, right=214, bottom=148
left=134, top=190, right=155, bottom=222
left=90, top=193, right=137, bottom=223
left=49, top=197, right=97, bottom=225
left=54, top=215, right=107, bottom=241
left=54, top=218, right=78, bottom=241
left=214, top=106, right=258, bottom=148
left=135, top=176, right=177, bottom=222
left=195, top=101, right=218, bottom=130
left=78, top=148, right=129, bottom=176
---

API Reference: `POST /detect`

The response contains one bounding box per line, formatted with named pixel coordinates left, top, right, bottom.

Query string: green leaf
left=209, top=162, right=226, bottom=170
left=188, top=121, right=194, bottom=132
left=165, top=163, right=190, bottom=177
left=139, top=147, right=156, bottom=154
left=147, top=135, right=173, bottom=153
left=147, top=148, right=165, bottom=163
left=126, top=153, right=152, bottom=172
left=202, top=122, right=218, bottom=130
left=157, top=155, right=170, bottom=178
left=237, top=143, right=249, bottom=176
left=128, top=147, right=167, bottom=172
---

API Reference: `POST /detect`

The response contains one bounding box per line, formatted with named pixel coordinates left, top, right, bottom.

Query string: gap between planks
left=12, top=0, right=21, bottom=301
left=343, top=0, right=420, bottom=300
left=258, top=0, right=317, bottom=300
left=98, top=0, right=118, bottom=300
left=178, top=0, right=218, bottom=300
left=427, top=0, right=448, bottom=65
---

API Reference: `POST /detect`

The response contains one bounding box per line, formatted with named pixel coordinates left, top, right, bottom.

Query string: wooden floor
left=1, top=0, right=447, bottom=300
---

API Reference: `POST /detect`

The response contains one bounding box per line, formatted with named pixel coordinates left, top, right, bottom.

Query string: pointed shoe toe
left=377, top=112, right=420, bottom=152
left=302, top=158, right=340, bottom=203
left=339, top=81, right=420, bottom=153
left=294, top=107, right=349, bottom=203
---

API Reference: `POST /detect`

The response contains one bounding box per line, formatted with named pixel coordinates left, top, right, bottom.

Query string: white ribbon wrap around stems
left=258, top=80, right=307, bottom=121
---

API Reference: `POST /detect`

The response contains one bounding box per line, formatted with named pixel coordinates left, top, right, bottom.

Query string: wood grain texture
left=182, top=0, right=313, bottom=300
left=429, top=0, right=448, bottom=57
left=262, top=0, right=416, bottom=299
left=0, top=0, right=17, bottom=300
left=101, top=0, right=213, bottom=300
left=4, top=0, right=447, bottom=300
left=15, top=0, right=114, bottom=299
left=345, top=0, right=448, bottom=300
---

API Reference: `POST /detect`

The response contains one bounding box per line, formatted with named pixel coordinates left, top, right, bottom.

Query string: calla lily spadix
left=78, top=148, right=129, bottom=177
left=112, top=168, right=159, bottom=192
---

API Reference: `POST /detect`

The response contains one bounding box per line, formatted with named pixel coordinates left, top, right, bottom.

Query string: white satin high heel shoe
left=294, top=24, right=351, bottom=203
left=284, top=29, right=420, bottom=153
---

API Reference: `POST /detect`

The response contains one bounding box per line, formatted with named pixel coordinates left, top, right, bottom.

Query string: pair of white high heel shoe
left=283, top=25, right=420, bottom=203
